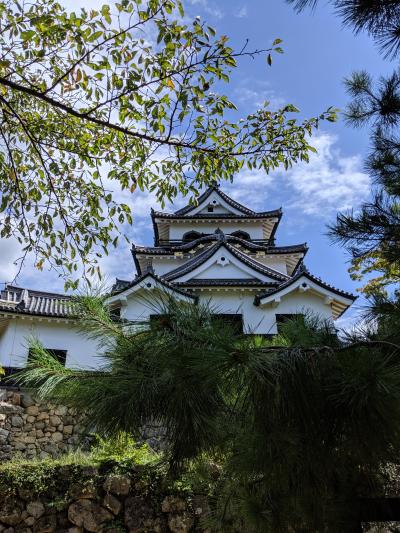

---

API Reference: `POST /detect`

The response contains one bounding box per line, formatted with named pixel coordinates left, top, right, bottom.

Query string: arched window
left=182, top=230, right=201, bottom=243
left=231, top=230, right=250, bottom=241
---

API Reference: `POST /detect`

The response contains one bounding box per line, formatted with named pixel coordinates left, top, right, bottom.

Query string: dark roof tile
left=174, top=185, right=276, bottom=216
left=163, top=241, right=289, bottom=282
left=0, top=285, right=74, bottom=318
left=254, top=266, right=357, bottom=305
left=110, top=271, right=197, bottom=300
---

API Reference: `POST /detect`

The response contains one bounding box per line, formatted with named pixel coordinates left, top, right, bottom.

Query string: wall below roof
left=168, top=222, right=264, bottom=240
left=119, top=288, right=334, bottom=335
left=251, top=256, right=288, bottom=275
left=0, top=289, right=336, bottom=371
left=152, top=253, right=289, bottom=278
left=152, top=257, right=187, bottom=276
left=0, top=317, right=101, bottom=370
left=194, top=290, right=332, bottom=334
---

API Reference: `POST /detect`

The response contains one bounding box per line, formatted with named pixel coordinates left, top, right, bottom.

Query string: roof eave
left=131, top=245, right=142, bottom=276
left=254, top=272, right=357, bottom=308
left=108, top=272, right=198, bottom=302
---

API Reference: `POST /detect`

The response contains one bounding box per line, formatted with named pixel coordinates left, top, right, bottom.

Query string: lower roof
left=0, top=285, right=73, bottom=318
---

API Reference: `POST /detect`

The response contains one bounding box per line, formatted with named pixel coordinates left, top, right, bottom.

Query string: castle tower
left=109, top=185, right=355, bottom=335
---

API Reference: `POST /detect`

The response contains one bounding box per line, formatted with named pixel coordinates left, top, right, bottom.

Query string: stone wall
left=0, top=387, right=87, bottom=462
left=0, top=465, right=210, bottom=532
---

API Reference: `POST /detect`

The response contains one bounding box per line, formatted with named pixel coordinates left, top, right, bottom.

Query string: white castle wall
left=168, top=222, right=264, bottom=241
left=116, top=288, right=333, bottom=336
left=152, top=254, right=289, bottom=277
left=0, top=292, right=335, bottom=373
left=0, top=318, right=101, bottom=370
left=195, top=290, right=332, bottom=335
left=151, top=257, right=187, bottom=276
left=251, top=256, right=288, bottom=275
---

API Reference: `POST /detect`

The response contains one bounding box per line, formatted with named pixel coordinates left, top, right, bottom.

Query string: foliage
left=286, top=0, right=400, bottom=295
left=328, top=71, right=400, bottom=295
left=91, top=432, right=158, bottom=465
left=0, top=435, right=158, bottom=496
left=286, top=0, right=400, bottom=58
left=0, top=0, right=336, bottom=287
left=14, top=294, right=400, bottom=532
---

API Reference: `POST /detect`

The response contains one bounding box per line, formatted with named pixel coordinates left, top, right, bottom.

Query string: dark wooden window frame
left=28, top=348, right=67, bottom=366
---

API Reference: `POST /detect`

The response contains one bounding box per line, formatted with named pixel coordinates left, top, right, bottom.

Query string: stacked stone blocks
left=0, top=388, right=85, bottom=462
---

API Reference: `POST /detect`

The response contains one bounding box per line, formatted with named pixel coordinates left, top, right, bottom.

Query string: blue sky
left=0, top=0, right=391, bottom=325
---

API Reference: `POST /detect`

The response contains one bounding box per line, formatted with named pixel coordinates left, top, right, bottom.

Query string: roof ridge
left=152, top=209, right=282, bottom=219
left=174, top=185, right=280, bottom=217
left=133, top=237, right=308, bottom=254
left=110, top=271, right=197, bottom=300
left=254, top=268, right=357, bottom=305
left=225, top=244, right=289, bottom=282
left=163, top=242, right=222, bottom=281
left=5, top=285, right=71, bottom=300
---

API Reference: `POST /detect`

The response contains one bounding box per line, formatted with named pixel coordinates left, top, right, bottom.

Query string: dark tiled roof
left=151, top=188, right=282, bottom=246
left=112, top=278, right=132, bottom=293
left=133, top=237, right=307, bottom=256
left=175, top=279, right=279, bottom=288
left=152, top=209, right=282, bottom=220
left=254, top=266, right=357, bottom=306
left=110, top=271, right=197, bottom=300
left=0, top=285, right=74, bottom=318
left=163, top=241, right=289, bottom=283
left=174, top=185, right=277, bottom=216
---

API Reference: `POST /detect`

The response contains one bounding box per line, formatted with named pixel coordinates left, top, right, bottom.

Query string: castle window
left=275, top=314, right=304, bottom=334
left=182, top=231, right=201, bottom=243
left=231, top=230, right=251, bottom=241
left=28, top=348, right=67, bottom=366
left=110, top=307, right=121, bottom=321
left=149, top=314, right=171, bottom=330
left=212, top=314, right=243, bottom=335
left=207, top=206, right=214, bottom=212
left=0, top=366, right=20, bottom=387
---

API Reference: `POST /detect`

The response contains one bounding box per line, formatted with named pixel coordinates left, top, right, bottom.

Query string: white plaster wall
left=191, top=262, right=259, bottom=280
left=196, top=290, right=333, bottom=335
left=197, top=205, right=232, bottom=215
left=121, top=288, right=334, bottom=336
left=169, top=222, right=264, bottom=240
left=175, top=247, right=274, bottom=283
left=152, top=257, right=187, bottom=276
left=190, top=191, right=243, bottom=216
left=0, top=291, right=336, bottom=373
left=0, top=318, right=101, bottom=370
left=121, top=289, right=169, bottom=322
left=248, top=256, right=288, bottom=275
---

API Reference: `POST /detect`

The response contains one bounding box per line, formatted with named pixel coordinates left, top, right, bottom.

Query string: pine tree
left=329, top=70, right=400, bottom=295
left=13, top=294, right=400, bottom=532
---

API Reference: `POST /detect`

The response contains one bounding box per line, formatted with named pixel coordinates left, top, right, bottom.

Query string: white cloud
left=225, top=171, right=274, bottom=210
left=221, top=131, right=370, bottom=220
left=0, top=238, right=21, bottom=284
left=234, top=5, right=248, bottom=18
left=283, top=133, right=370, bottom=216
left=188, top=0, right=224, bottom=19
left=235, top=81, right=286, bottom=111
